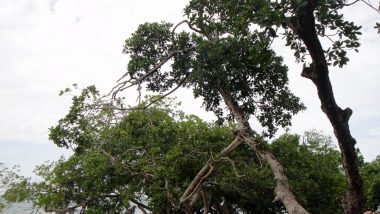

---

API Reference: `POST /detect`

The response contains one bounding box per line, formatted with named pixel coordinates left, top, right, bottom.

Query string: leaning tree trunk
left=286, top=0, right=364, bottom=213
left=218, top=86, right=310, bottom=214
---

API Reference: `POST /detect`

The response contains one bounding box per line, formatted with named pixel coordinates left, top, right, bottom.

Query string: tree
left=271, top=131, right=347, bottom=213
left=114, top=0, right=380, bottom=212
left=119, top=17, right=308, bottom=212
left=0, top=164, right=31, bottom=212
left=1, top=93, right=349, bottom=213
left=4, top=0, right=376, bottom=212
left=193, top=1, right=378, bottom=213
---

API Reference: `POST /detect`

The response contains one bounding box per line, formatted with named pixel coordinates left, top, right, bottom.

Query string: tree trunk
left=286, top=1, right=364, bottom=213
left=218, top=86, right=310, bottom=214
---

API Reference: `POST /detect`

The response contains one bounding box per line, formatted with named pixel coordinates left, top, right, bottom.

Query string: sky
left=0, top=0, right=379, bottom=178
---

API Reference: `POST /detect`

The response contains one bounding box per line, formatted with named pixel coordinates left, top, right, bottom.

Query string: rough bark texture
left=287, top=0, right=364, bottom=213
left=218, top=86, right=310, bottom=214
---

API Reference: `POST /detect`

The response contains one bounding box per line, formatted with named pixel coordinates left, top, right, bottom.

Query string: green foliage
left=123, top=20, right=305, bottom=137
left=4, top=1, right=377, bottom=212
left=0, top=164, right=31, bottom=212
left=16, top=97, right=242, bottom=213
left=184, top=0, right=362, bottom=67
left=361, top=156, right=380, bottom=210
left=49, top=85, right=109, bottom=152
left=124, top=22, right=176, bottom=91
left=1, top=94, right=352, bottom=213
left=271, top=131, right=346, bottom=213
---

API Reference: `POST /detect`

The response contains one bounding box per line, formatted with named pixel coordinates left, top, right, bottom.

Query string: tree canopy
left=122, top=21, right=305, bottom=137
left=113, top=0, right=379, bottom=212
left=2, top=96, right=352, bottom=213
left=2, top=0, right=379, bottom=213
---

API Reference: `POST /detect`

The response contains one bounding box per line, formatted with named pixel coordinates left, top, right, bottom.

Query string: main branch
left=218, top=86, right=309, bottom=214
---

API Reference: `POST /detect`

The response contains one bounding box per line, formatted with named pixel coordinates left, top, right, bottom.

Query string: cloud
left=49, top=0, right=59, bottom=12
left=368, top=127, right=380, bottom=136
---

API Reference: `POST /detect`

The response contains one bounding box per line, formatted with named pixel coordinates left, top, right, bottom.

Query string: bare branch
left=343, top=0, right=361, bottom=6
left=143, top=74, right=190, bottom=109
left=201, top=190, right=211, bottom=214
left=360, top=0, right=380, bottom=13
left=111, top=45, right=196, bottom=101
left=180, top=137, right=242, bottom=205
left=342, top=0, right=380, bottom=13
left=220, top=157, right=244, bottom=178
left=172, top=20, right=204, bottom=37
left=129, top=198, right=152, bottom=212
left=180, top=163, right=214, bottom=205
left=164, top=177, right=178, bottom=211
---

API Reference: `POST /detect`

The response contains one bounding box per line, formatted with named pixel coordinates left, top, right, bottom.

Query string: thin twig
left=172, top=20, right=204, bottom=36
left=143, top=75, right=190, bottom=109
left=129, top=198, right=152, bottom=211
left=171, top=20, right=204, bottom=44
left=220, top=157, right=244, bottom=178
left=360, top=0, right=380, bottom=13
left=343, top=0, right=360, bottom=6
left=112, top=45, right=196, bottom=99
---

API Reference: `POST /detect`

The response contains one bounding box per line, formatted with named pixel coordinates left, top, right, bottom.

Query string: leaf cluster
left=184, top=0, right=364, bottom=67
left=271, top=131, right=346, bottom=213
left=361, top=156, right=380, bottom=210
left=123, top=21, right=305, bottom=137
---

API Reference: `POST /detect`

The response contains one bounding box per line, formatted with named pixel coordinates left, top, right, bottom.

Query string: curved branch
left=339, top=0, right=380, bottom=14
left=112, top=45, right=196, bottom=100
left=219, top=157, right=244, bottom=178
left=179, top=137, right=242, bottom=205
left=143, top=74, right=190, bottom=109
left=343, top=0, right=361, bottom=6
left=129, top=198, right=152, bottom=212
left=172, top=20, right=204, bottom=43
left=359, top=0, right=380, bottom=14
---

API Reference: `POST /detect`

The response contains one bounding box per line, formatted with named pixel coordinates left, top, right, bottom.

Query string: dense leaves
left=184, top=0, right=363, bottom=67
left=2, top=1, right=377, bottom=213
left=271, top=131, right=346, bottom=213
left=361, top=156, right=380, bottom=210
left=49, top=85, right=102, bottom=151
left=1, top=95, right=356, bottom=213
left=123, top=21, right=305, bottom=137
left=183, top=1, right=377, bottom=212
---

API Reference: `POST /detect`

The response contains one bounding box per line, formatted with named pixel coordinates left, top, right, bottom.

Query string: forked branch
left=179, top=136, right=243, bottom=205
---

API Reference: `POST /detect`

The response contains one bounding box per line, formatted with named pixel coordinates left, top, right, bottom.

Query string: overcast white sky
left=0, top=0, right=379, bottom=178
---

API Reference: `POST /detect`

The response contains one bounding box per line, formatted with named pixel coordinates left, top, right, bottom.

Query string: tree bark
left=218, top=86, right=309, bottom=214
left=286, top=1, right=364, bottom=213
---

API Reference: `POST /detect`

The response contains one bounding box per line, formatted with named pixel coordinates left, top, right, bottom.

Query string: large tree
left=4, top=1, right=376, bottom=213
left=190, top=1, right=378, bottom=213
left=119, top=17, right=309, bottom=211
left=1, top=93, right=348, bottom=213
left=112, top=0, right=379, bottom=213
